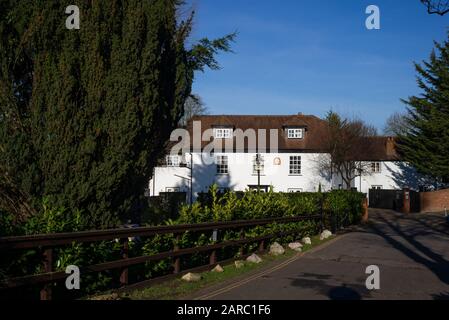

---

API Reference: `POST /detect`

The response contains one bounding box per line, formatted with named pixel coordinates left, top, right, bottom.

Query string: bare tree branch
left=421, top=0, right=449, bottom=16
left=317, top=111, right=377, bottom=190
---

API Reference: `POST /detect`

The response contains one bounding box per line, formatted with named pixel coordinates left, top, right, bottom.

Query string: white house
left=148, top=114, right=427, bottom=202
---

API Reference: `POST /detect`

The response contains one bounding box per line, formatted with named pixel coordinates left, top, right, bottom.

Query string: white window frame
left=371, top=162, right=382, bottom=173
left=216, top=155, right=229, bottom=175
left=213, top=128, right=233, bottom=139
left=166, top=155, right=181, bottom=167
left=289, top=156, right=302, bottom=175
left=287, top=128, right=303, bottom=139
left=252, top=155, right=265, bottom=175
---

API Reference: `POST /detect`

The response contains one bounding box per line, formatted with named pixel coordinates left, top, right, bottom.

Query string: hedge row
left=0, top=187, right=365, bottom=299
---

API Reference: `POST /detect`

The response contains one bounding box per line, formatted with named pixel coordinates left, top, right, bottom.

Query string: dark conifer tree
left=0, top=1, right=235, bottom=227
left=398, top=35, right=449, bottom=184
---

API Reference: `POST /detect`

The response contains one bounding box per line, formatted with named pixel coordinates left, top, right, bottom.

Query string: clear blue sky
left=187, top=0, right=448, bottom=131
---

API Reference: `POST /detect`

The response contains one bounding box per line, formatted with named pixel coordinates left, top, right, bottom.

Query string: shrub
left=0, top=186, right=365, bottom=299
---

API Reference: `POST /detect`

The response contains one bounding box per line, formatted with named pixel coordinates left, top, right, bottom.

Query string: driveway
left=193, top=209, right=449, bottom=300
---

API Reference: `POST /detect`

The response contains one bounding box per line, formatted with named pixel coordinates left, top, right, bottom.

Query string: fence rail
left=0, top=214, right=322, bottom=300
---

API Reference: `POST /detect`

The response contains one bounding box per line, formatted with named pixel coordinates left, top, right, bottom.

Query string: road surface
left=192, top=209, right=449, bottom=300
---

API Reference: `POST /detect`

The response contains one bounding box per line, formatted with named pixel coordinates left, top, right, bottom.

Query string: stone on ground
left=246, top=253, right=263, bottom=264
left=288, top=242, right=303, bottom=252
left=235, top=260, right=245, bottom=269
left=302, top=237, right=312, bottom=245
left=320, top=229, right=333, bottom=240
left=182, top=272, right=202, bottom=282
left=269, top=242, right=285, bottom=256
left=211, top=264, right=224, bottom=273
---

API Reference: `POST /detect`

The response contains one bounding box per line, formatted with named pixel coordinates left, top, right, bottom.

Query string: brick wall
left=420, top=189, right=449, bottom=213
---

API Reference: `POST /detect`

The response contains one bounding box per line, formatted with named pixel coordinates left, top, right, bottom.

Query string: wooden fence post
left=258, top=239, right=265, bottom=253
left=239, top=228, right=245, bottom=257
left=120, top=239, right=129, bottom=286
left=209, top=250, right=217, bottom=265
left=173, top=234, right=181, bottom=274
left=40, top=248, right=53, bottom=300
left=210, top=229, right=218, bottom=265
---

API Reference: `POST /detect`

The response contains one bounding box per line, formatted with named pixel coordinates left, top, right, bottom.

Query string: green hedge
left=0, top=187, right=365, bottom=299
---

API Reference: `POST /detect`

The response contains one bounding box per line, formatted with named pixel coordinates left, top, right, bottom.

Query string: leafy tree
left=398, top=35, right=449, bottom=183
left=0, top=1, right=235, bottom=228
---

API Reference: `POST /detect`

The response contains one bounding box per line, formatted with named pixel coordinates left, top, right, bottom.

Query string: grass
left=108, top=234, right=335, bottom=300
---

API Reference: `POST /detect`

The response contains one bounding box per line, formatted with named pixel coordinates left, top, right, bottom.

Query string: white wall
left=150, top=152, right=332, bottom=201
left=149, top=166, right=191, bottom=196
left=355, top=161, right=429, bottom=194
left=149, top=155, right=428, bottom=202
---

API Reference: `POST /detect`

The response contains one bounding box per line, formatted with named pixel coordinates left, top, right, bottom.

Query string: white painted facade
left=148, top=115, right=429, bottom=202
left=150, top=152, right=331, bottom=201
left=149, top=155, right=426, bottom=203
left=352, top=161, right=431, bottom=194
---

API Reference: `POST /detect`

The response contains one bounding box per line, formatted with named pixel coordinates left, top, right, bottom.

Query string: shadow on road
left=367, top=210, right=449, bottom=286
left=328, top=286, right=361, bottom=300
left=290, top=274, right=369, bottom=300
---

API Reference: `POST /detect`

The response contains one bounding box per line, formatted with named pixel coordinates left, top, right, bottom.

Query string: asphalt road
left=193, top=209, right=449, bottom=300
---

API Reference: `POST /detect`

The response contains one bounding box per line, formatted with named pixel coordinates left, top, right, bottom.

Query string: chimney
left=386, top=137, right=395, bottom=156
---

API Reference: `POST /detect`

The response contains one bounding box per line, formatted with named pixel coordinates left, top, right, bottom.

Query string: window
left=166, top=155, right=181, bottom=167
left=288, top=188, right=303, bottom=193
left=371, top=162, right=381, bottom=173
left=289, top=156, right=302, bottom=175
left=287, top=128, right=303, bottom=139
left=372, top=185, right=383, bottom=190
left=166, top=187, right=181, bottom=192
left=252, top=155, right=265, bottom=175
left=213, top=128, right=233, bottom=139
left=216, top=155, right=229, bottom=175
left=248, top=185, right=269, bottom=192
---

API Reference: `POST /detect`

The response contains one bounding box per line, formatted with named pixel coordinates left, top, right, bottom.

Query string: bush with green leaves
left=0, top=187, right=364, bottom=299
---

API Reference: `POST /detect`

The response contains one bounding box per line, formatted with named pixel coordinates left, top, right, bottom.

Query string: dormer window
left=287, top=128, right=304, bottom=139
left=166, top=155, right=181, bottom=167
left=214, top=128, right=233, bottom=139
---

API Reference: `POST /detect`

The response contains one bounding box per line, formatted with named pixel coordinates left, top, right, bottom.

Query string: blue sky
left=187, top=0, right=448, bottom=131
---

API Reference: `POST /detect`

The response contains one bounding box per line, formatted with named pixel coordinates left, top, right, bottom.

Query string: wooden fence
left=0, top=214, right=322, bottom=300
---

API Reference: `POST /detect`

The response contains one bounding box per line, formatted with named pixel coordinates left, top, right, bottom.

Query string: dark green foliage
left=398, top=35, right=449, bottom=183
left=0, top=188, right=364, bottom=299
left=0, top=1, right=235, bottom=228
left=143, top=192, right=187, bottom=225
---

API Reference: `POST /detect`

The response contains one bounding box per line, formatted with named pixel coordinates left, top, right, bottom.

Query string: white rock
left=320, top=230, right=332, bottom=240
left=269, top=242, right=285, bottom=256
left=181, top=272, right=202, bottom=282
left=211, top=264, right=224, bottom=273
left=235, top=260, right=245, bottom=269
left=288, top=242, right=303, bottom=252
left=302, top=237, right=312, bottom=245
left=246, top=253, right=262, bottom=264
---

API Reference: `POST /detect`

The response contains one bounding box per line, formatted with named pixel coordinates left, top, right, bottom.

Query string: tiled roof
left=169, top=115, right=400, bottom=161
left=186, top=114, right=329, bottom=152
